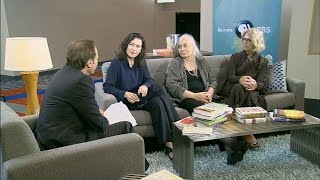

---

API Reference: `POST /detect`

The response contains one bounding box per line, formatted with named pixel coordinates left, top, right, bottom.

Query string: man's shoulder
left=50, top=66, right=87, bottom=87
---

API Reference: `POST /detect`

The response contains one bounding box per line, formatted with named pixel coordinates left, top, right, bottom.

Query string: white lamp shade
left=4, top=37, right=53, bottom=71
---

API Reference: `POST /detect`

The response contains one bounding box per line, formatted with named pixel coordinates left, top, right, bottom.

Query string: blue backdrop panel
left=213, top=0, right=282, bottom=63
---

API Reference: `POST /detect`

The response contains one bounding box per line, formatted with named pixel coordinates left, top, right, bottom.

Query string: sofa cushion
left=131, top=107, right=190, bottom=138
left=146, top=58, right=172, bottom=86
left=265, top=92, right=295, bottom=111
left=102, top=61, right=111, bottom=83
left=204, top=55, right=231, bottom=94
left=265, top=60, right=288, bottom=94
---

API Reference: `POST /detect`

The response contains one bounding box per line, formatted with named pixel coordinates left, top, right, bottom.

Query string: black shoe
left=217, top=141, right=226, bottom=152
left=145, top=158, right=149, bottom=171
left=164, top=146, right=173, bottom=161
left=227, top=151, right=244, bottom=165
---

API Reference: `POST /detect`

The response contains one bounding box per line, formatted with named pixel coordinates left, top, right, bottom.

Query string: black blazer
left=36, top=65, right=108, bottom=150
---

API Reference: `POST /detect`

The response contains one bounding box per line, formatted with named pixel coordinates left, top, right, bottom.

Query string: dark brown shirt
left=223, top=51, right=268, bottom=96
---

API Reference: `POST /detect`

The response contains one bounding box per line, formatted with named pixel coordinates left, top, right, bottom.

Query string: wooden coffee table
left=172, top=114, right=320, bottom=180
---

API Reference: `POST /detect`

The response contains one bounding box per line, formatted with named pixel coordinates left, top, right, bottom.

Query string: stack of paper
left=104, top=101, right=137, bottom=126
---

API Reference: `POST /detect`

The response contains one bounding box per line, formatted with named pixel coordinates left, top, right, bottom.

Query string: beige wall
left=1, top=0, right=200, bottom=76
left=200, top=0, right=212, bottom=51
left=287, top=0, right=320, bottom=99
left=1, top=0, right=178, bottom=74
left=159, top=0, right=200, bottom=12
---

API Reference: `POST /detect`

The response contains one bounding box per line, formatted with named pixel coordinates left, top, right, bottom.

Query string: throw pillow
left=265, top=60, right=288, bottom=94
left=102, top=62, right=111, bottom=82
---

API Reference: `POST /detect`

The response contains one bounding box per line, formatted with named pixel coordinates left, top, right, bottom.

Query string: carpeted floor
left=0, top=69, right=103, bottom=116
left=146, top=134, right=320, bottom=180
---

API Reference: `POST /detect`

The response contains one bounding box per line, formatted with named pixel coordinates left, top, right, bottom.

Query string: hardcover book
left=272, top=117, right=306, bottom=122
left=192, top=111, right=227, bottom=120
left=273, top=109, right=305, bottom=120
left=176, top=116, right=196, bottom=126
left=235, top=116, right=267, bottom=124
left=193, top=102, right=229, bottom=117
left=235, top=106, right=267, bottom=118
left=182, top=126, right=212, bottom=135
left=196, top=116, right=227, bottom=127
left=235, top=106, right=267, bottom=115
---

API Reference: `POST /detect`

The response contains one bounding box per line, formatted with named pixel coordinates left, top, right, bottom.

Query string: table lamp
left=4, top=37, right=53, bottom=115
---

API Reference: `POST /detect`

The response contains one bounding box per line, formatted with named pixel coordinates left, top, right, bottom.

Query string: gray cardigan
left=165, top=57, right=217, bottom=102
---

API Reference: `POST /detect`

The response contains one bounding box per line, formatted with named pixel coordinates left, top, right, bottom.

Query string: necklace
left=184, top=63, right=198, bottom=77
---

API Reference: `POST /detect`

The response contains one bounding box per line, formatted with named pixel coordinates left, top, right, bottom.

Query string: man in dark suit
left=35, top=39, right=133, bottom=150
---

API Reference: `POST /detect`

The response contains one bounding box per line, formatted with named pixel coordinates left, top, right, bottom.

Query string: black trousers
left=124, top=84, right=180, bottom=144
left=177, top=98, right=204, bottom=114
left=228, top=83, right=267, bottom=109
left=105, top=121, right=134, bottom=137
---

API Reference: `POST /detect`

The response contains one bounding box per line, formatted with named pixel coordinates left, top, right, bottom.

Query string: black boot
left=227, top=151, right=244, bottom=165
left=225, top=143, right=244, bottom=165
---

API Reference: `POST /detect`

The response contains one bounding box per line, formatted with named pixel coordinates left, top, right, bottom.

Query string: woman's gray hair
left=242, top=28, right=265, bottom=53
left=173, top=33, right=203, bottom=59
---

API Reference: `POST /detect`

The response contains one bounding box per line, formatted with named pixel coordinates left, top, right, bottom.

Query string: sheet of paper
left=103, top=101, right=137, bottom=126
left=142, top=169, right=183, bottom=180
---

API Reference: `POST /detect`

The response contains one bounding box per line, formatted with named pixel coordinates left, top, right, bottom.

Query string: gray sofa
left=95, top=55, right=305, bottom=138
left=1, top=102, right=145, bottom=180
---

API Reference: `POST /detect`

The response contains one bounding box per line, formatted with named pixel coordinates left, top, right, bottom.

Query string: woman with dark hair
left=103, top=33, right=180, bottom=159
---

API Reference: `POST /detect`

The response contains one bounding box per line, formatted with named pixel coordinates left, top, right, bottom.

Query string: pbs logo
left=235, top=20, right=253, bottom=38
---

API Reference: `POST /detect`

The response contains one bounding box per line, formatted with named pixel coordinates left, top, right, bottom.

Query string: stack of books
left=192, top=102, right=231, bottom=127
left=272, top=109, right=305, bottom=122
left=235, top=106, right=268, bottom=124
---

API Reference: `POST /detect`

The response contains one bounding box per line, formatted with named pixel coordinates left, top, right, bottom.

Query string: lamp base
left=21, top=71, right=40, bottom=115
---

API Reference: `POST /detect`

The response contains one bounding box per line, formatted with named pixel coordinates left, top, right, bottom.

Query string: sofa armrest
left=22, top=114, right=38, bottom=132
left=94, top=82, right=118, bottom=111
left=286, top=77, right=305, bottom=110
left=3, top=133, right=145, bottom=180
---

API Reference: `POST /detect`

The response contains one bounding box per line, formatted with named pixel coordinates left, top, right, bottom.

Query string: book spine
left=193, top=109, right=214, bottom=117
left=196, top=117, right=227, bottom=126
left=235, top=107, right=267, bottom=115
left=235, top=112, right=267, bottom=119
left=192, top=112, right=227, bottom=120
left=236, top=117, right=267, bottom=124
left=273, top=117, right=306, bottom=122
left=273, top=109, right=305, bottom=120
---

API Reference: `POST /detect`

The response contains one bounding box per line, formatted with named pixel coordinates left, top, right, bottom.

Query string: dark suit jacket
left=36, top=65, right=108, bottom=150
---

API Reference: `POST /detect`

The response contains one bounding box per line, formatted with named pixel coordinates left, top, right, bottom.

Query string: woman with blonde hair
left=222, top=28, right=268, bottom=149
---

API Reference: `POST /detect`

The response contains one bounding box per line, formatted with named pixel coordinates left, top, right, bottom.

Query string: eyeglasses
left=241, top=38, right=252, bottom=43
